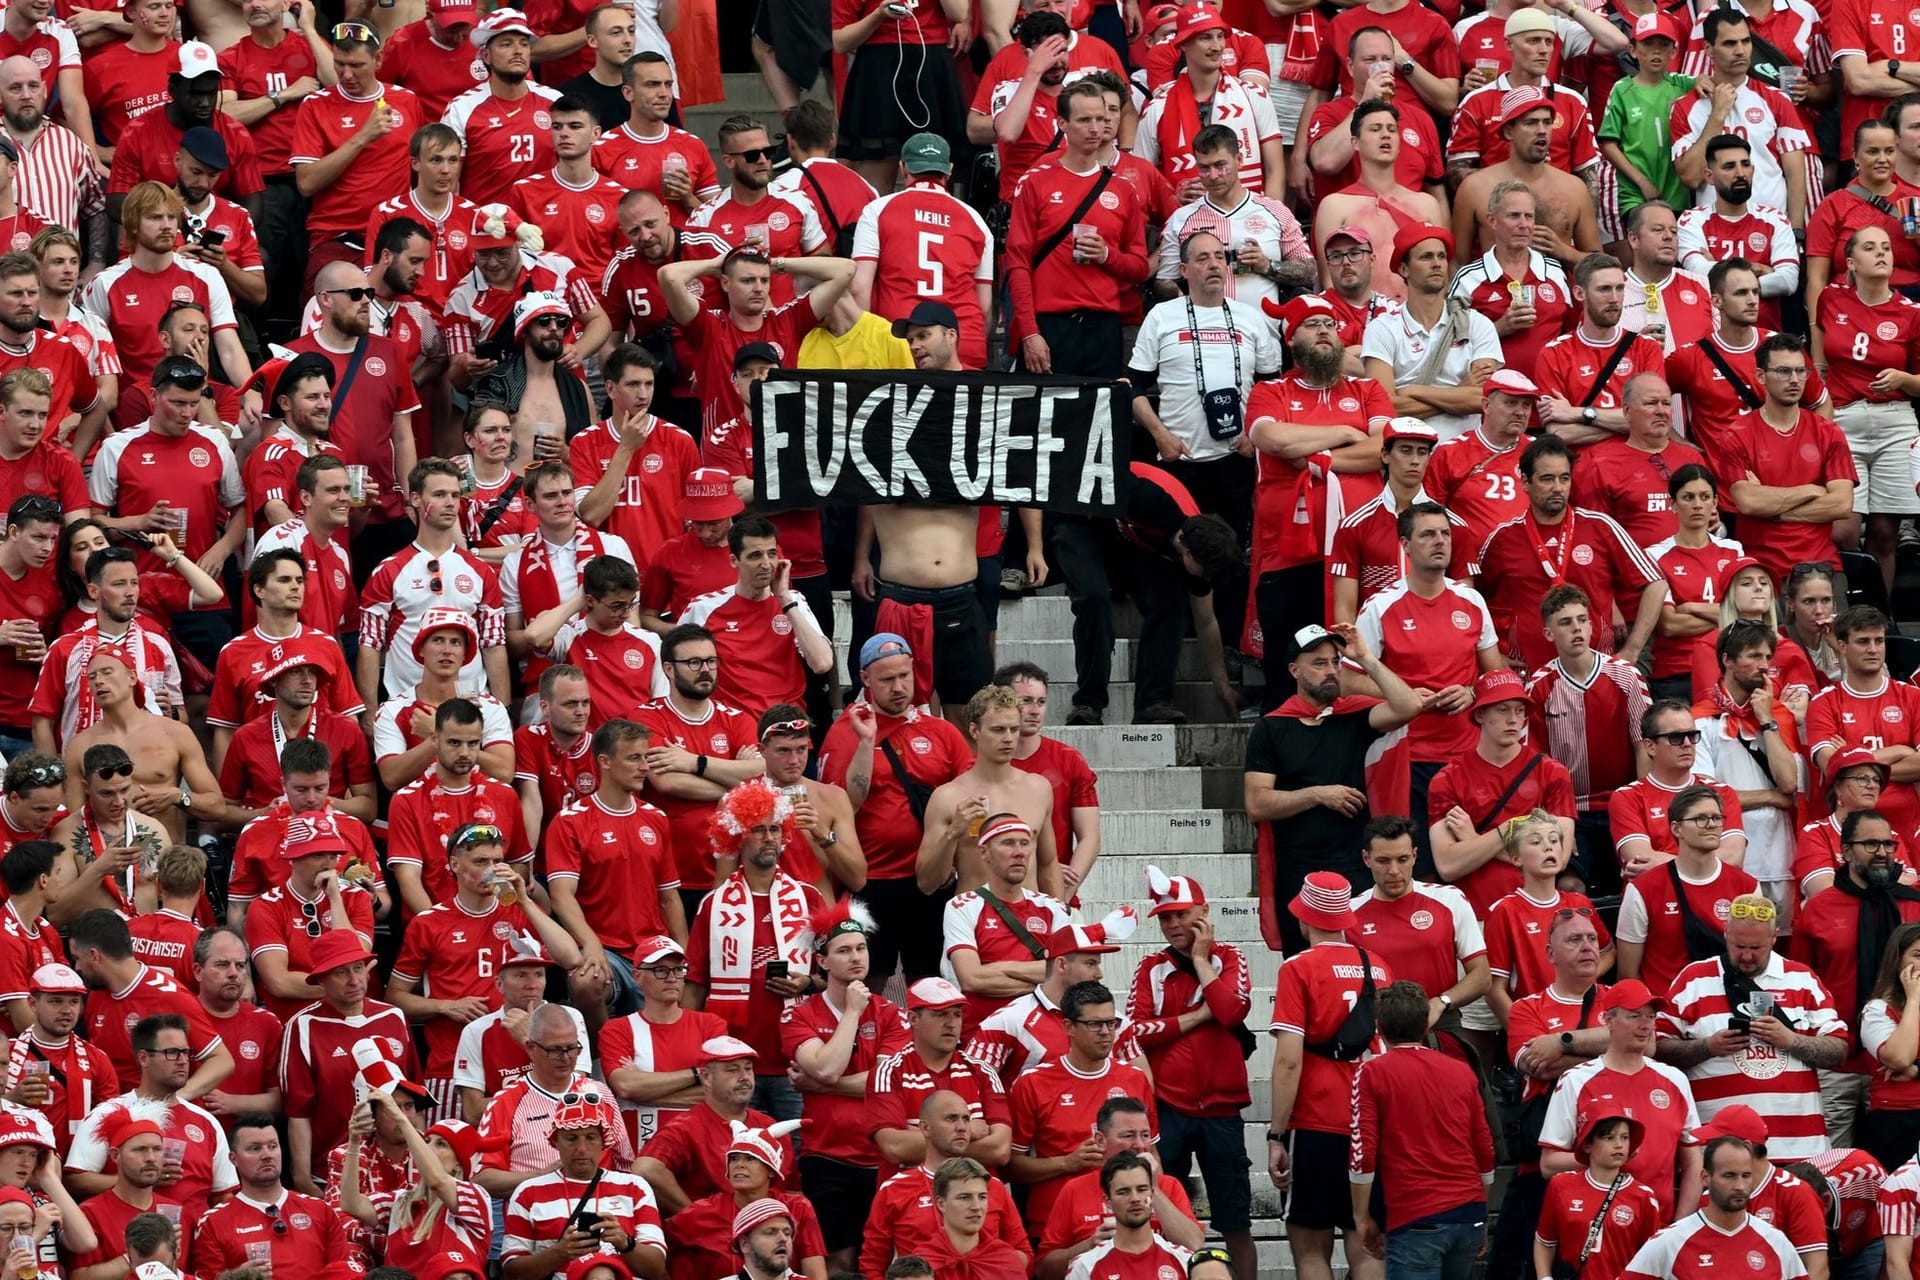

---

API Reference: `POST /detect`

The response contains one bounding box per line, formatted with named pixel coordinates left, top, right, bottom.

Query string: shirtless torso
left=866, top=504, right=979, bottom=591
left=1456, top=161, right=1600, bottom=262
left=514, top=375, right=568, bottom=465
left=1315, top=184, right=1446, bottom=300
left=67, top=709, right=220, bottom=847
left=917, top=764, right=1060, bottom=898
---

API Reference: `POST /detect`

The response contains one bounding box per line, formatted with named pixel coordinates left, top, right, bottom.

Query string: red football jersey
left=850, top=181, right=994, bottom=370
left=508, top=169, right=628, bottom=282
left=684, top=882, right=825, bottom=1065
left=385, top=769, right=530, bottom=909
left=0, top=329, right=97, bottom=425
left=1450, top=78, right=1598, bottom=171
left=548, top=619, right=669, bottom=728
left=379, top=20, right=487, bottom=118
left=80, top=39, right=175, bottom=145
left=637, top=531, right=734, bottom=620
left=1621, top=1211, right=1803, bottom=1280
left=1648, top=537, right=1746, bottom=680
left=676, top=587, right=821, bottom=721
left=443, top=85, right=562, bottom=207
left=1616, top=859, right=1760, bottom=999
left=866, top=1048, right=1011, bottom=1183
left=632, top=697, right=759, bottom=890
left=1446, top=250, right=1573, bottom=380
left=1536, top=1169, right=1665, bottom=1279
left=700, top=416, right=825, bottom=579
left=218, top=31, right=322, bottom=172
left=594, top=1006, right=729, bottom=1148
left=80, top=257, right=235, bottom=389
left=364, top=190, right=481, bottom=316
left=1424, top=428, right=1529, bottom=560
left=1302, top=93, right=1445, bottom=191
left=1269, top=942, right=1394, bottom=1132
left=283, top=331, right=423, bottom=524
left=1715, top=408, right=1857, bottom=583
left=280, top=1000, right=416, bottom=1176
left=1356, top=580, right=1495, bottom=760
left=84, top=963, right=223, bottom=1088
left=817, top=702, right=973, bottom=879
left=1609, top=773, right=1745, bottom=862
left=206, top=625, right=363, bottom=728
left=1007, top=1057, right=1155, bottom=1231
left=243, top=880, right=377, bottom=1020
left=0, top=560, right=58, bottom=713
left=682, top=191, right=827, bottom=307
left=1473, top=507, right=1664, bottom=670
left=544, top=793, right=678, bottom=955
left=1485, top=889, right=1611, bottom=1000
left=392, top=895, right=539, bottom=1074
left=1807, top=677, right=1920, bottom=834
left=590, top=123, right=720, bottom=222
left=125, top=908, right=198, bottom=988
left=778, top=991, right=910, bottom=1165
left=682, top=298, right=822, bottom=441
left=1003, top=161, right=1148, bottom=342
left=1817, top=283, right=1920, bottom=406
left=565, top=416, right=700, bottom=569
left=1426, top=749, right=1578, bottom=915
left=289, top=83, right=423, bottom=236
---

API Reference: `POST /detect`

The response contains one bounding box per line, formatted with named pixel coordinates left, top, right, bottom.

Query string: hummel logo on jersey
left=451, top=932, right=466, bottom=943
left=1059, top=1094, right=1074, bottom=1105
left=601, top=831, right=618, bottom=844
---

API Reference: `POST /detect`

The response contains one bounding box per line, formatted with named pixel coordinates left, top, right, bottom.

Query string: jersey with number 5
left=1422, top=427, right=1529, bottom=564
left=851, top=182, right=994, bottom=370
left=391, top=896, right=539, bottom=1075
left=1815, top=283, right=1920, bottom=407
left=442, top=83, right=563, bottom=208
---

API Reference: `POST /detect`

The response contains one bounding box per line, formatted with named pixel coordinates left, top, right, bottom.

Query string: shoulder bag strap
left=1033, top=169, right=1115, bottom=269
left=878, top=737, right=930, bottom=826
left=1580, top=333, right=1638, bottom=408
left=979, top=891, right=1048, bottom=960
left=799, top=164, right=842, bottom=239
left=1576, top=983, right=1597, bottom=1028
left=1847, top=182, right=1903, bottom=221
left=1700, top=339, right=1764, bottom=411
left=332, top=333, right=370, bottom=407
left=474, top=476, right=525, bottom=542
left=1578, top=1174, right=1628, bottom=1265
left=1475, top=753, right=1545, bottom=833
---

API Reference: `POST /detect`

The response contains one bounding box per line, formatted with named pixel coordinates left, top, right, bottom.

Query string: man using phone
left=678, top=516, right=833, bottom=722
left=168, top=128, right=266, bottom=310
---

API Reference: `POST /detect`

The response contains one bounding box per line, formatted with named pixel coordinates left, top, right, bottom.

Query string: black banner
left=750, top=371, right=1130, bottom=516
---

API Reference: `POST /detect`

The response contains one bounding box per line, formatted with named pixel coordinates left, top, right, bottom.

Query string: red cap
left=411, top=606, right=480, bottom=664
left=280, top=812, right=349, bottom=862
left=683, top=467, right=745, bottom=521
left=563, top=1257, right=632, bottom=1280
left=1826, top=746, right=1891, bottom=787
left=1601, top=978, right=1661, bottom=1014
left=1045, top=921, right=1122, bottom=959
left=1174, top=3, right=1228, bottom=42
left=109, top=1118, right=164, bottom=1150
left=1288, top=870, right=1357, bottom=933
left=1632, top=11, right=1683, bottom=43
left=1391, top=222, right=1454, bottom=272
left=1573, top=1110, right=1646, bottom=1165
left=1382, top=416, right=1440, bottom=447
left=732, top=1198, right=795, bottom=1243
left=1693, top=1102, right=1768, bottom=1146
left=1324, top=225, right=1373, bottom=250
left=430, top=0, right=477, bottom=25
left=1497, top=85, right=1553, bottom=130
left=1469, top=669, right=1528, bottom=714
left=632, top=935, right=686, bottom=965
left=1713, top=555, right=1768, bottom=599
left=0, top=1110, right=53, bottom=1153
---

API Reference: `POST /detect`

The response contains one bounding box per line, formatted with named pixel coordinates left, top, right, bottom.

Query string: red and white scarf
left=70, top=618, right=166, bottom=733
left=515, top=524, right=617, bottom=621
left=705, top=869, right=813, bottom=1021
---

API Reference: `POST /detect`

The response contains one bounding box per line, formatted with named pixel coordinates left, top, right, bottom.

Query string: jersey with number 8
left=391, top=896, right=541, bottom=1076
left=1817, top=282, right=1920, bottom=407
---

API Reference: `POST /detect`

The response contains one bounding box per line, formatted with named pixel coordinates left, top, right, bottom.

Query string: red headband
left=977, top=818, right=1033, bottom=848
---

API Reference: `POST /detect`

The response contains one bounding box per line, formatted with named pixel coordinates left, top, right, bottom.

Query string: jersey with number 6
left=1422, top=427, right=1529, bottom=565
left=390, top=895, right=538, bottom=1075
left=850, top=181, right=993, bottom=370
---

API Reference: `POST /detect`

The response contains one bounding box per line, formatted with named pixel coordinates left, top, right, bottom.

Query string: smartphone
left=1727, top=1016, right=1751, bottom=1034
left=567, top=1212, right=604, bottom=1239
left=766, top=960, right=790, bottom=981
left=199, top=228, right=226, bottom=249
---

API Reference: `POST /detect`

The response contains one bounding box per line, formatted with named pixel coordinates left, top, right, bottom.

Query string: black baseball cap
left=179, top=126, right=229, bottom=171
left=733, top=342, right=781, bottom=372
left=890, top=300, right=959, bottom=338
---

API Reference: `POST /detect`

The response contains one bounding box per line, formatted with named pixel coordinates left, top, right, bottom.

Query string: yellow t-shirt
left=797, top=311, right=915, bottom=371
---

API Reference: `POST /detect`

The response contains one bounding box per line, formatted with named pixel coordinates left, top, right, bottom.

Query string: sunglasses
left=299, top=898, right=325, bottom=938
left=761, top=717, right=811, bottom=740
left=727, top=147, right=773, bottom=162
left=1554, top=907, right=1595, bottom=921
left=560, top=1090, right=603, bottom=1105
left=1651, top=730, right=1702, bottom=746
left=92, top=762, right=133, bottom=780
left=451, top=823, right=502, bottom=849
left=326, top=286, right=374, bottom=302
left=331, top=20, right=376, bottom=42
left=529, top=315, right=568, bottom=329
left=264, top=1202, right=287, bottom=1235
left=1729, top=900, right=1777, bottom=921
left=1188, top=1248, right=1233, bottom=1274
left=427, top=557, right=443, bottom=594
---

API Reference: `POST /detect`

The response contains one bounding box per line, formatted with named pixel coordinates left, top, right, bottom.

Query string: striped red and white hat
left=727, top=1118, right=803, bottom=1181
left=732, top=1197, right=795, bottom=1243
left=1289, top=871, right=1356, bottom=933
left=1145, top=864, right=1206, bottom=917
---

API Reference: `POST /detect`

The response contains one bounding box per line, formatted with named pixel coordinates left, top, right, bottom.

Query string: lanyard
left=1185, top=299, right=1241, bottom=394
left=1525, top=508, right=1577, bottom=584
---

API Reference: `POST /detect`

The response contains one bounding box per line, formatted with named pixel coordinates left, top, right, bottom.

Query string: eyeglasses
left=1325, top=248, right=1372, bottom=264
left=1677, top=813, right=1725, bottom=829
left=1838, top=772, right=1884, bottom=788
left=427, top=558, right=443, bottom=594
left=727, top=147, right=772, bottom=162
left=92, top=762, right=133, bottom=780
left=537, top=1043, right=586, bottom=1059
left=325, top=286, right=373, bottom=302
left=1763, top=366, right=1809, bottom=379
left=1072, top=1018, right=1121, bottom=1032
left=1849, top=839, right=1901, bottom=853
left=331, top=20, right=376, bottom=41
left=140, top=1047, right=191, bottom=1061
left=643, top=964, right=688, bottom=979
left=1652, top=730, right=1702, bottom=746
left=451, top=823, right=502, bottom=849
left=669, top=656, right=719, bottom=669
left=1729, top=900, right=1778, bottom=921
left=263, top=1202, right=287, bottom=1235
left=560, top=1090, right=603, bottom=1105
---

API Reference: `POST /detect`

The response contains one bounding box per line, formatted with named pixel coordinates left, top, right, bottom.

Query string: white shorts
left=1836, top=398, right=1920, bottom=514
left=1266, top=72, right=1311, bottom=145
left=1460, top=995, right=1501, bottom=1032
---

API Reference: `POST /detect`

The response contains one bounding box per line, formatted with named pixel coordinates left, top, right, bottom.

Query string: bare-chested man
left=915, top=684, right=1059, bottom=899
left=48, top=741, right=168, bottom=922
left=1312, top=101, right=1445, bottom=302
left=744, top=702, right=866, bottom=896
left=854, top=504, right=993, bottom=719
left=62, top=651, right=224, bottom=847
left=1451, top=91, right=1600, bottom=266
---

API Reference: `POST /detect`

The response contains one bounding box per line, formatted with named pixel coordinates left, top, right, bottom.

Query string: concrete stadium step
left=997, top=637, right=1230, bottom=683
left=1097, top=809, right=1255, bottom=854
left=827, top=590, right=1148, bottom=645
left=1043, top=723, right=1255, bottom=769
left=1091, top=766, right=1245, bottom=810
left=1078, top=852, right=1248, bottom=900
left=1042, top=678, right=1239, bottom=725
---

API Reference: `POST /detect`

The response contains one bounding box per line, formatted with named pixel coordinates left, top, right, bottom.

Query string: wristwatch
left=1396, top=56, right=1415, bottom=74
left=1758, top=720, right=1780, bottom=734
left=1581, top=406, right=1598, bottom=425
left=1438, top=994, right=1454, bottom=1011
left=1265, top=1130, right=1287, bottom=1144
left=1894, top=60, right=1905, bottom=82
left=1560, top=1031, right=1575, bottom=1048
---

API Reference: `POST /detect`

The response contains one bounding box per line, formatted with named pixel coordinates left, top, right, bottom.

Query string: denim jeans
left=1386, top=1218, right=1484, bottom=1280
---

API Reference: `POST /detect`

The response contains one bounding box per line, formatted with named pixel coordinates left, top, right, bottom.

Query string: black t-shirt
left=560, top=73, right=632, bottom=130
left=1123, top=463, right=1210, bottom=596
left=1244, top=709, right=1383, bottom=878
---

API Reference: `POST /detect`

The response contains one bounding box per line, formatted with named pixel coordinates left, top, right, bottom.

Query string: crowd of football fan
left=3, top=0, right=1920, bottom=1275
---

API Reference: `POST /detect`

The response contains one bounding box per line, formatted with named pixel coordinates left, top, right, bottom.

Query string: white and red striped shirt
left=964, top=988, right=1140, bottom=1090
left=477, top=1071, right=633, bottom=1174
left=593, top=1007, right=726, bottom=1149
left=1657, top=952, right=1843, bottom=1157
left=442, top=252, right=601, bottom=357
left=503, top=1168, right=664, bottom=1271
left=1328, top=486, right=1464, bottom=609
left=1880, top=1156, right=1920, bottom=1237
left=1133, top=74, right=1280, bottom=192
left=941, top=888, right=1073, bottom=1030
left=8, top=122, right=101, bottom=234
left=1525, top=655, right=1650, bottom=812
left=358, top=543, right=504, bottom=701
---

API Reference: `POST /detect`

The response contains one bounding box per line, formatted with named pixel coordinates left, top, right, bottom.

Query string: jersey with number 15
left=851, top=181, right=994, bottom=370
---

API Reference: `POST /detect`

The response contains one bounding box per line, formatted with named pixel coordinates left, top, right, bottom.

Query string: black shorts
left=875, top=579, right=993, bottom=710
left=1284, top=1128, right=1356, bottom=1231
left=798, top=1153, right=878, bottom=1251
